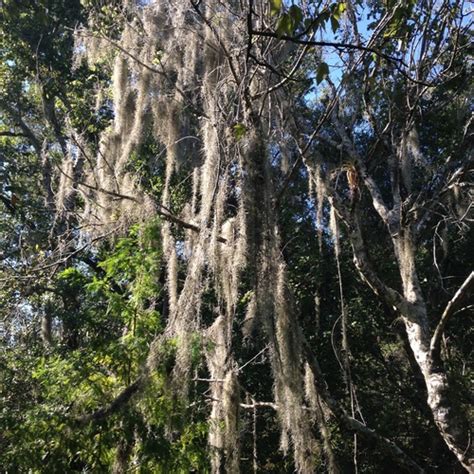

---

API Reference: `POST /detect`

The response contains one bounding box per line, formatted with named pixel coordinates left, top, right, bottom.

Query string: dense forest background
left=0, top=1, right=472, bottom=472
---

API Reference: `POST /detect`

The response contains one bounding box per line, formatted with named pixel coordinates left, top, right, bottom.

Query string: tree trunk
left=344, top=205, right=472, bottom=471
left=393, top=232, right=473, bottom=472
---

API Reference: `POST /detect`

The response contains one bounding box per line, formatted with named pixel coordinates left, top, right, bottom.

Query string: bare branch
left=430, top=272, right=474, bottom=358
left=250, top=29, right=435, bottom=87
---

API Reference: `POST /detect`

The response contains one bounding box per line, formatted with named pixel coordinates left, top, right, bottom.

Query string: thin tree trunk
left=337, top=200, right=473, bottom=471
left=393, top=231, right=473, bottom=472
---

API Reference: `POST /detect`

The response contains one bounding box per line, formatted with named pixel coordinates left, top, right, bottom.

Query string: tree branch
left=250, top=29, right=435, bottom=87
left=430, top=271, right=474, bottom=358
left=307, top=164, right=412, bottom=319
left=302, top=340, right=425, bottom=473
left=76, top=377, right=145, bottom=426
left=0, top=100, right=42, bottom=153
left=57, top=163, right=228, bottom=243
left=251, top=29, right=397, bottom=62
left=329, top=114, right=391, bottom=225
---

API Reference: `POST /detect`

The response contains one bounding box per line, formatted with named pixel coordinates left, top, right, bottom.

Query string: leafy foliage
left=0, top=221, right=209, bottom=471
left=0, top=1, right=472, bottom=472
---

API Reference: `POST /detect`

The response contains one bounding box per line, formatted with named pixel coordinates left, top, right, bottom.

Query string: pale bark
left=349, top=209, right=473, bottom=471
left=392, top=230, right=473, bottom=472
left=319, top=105, right=473, bottom=469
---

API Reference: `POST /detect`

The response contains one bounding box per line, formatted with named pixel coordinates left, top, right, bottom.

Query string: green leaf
left=270, top=0, right=282, bottom=16
left=316, top=62, right=329, bottom=84
left=304, top=18, right=314, bottom=30
left=330, top=16, right=339, bottom=33
left=288, top=5, right=303, bottom=27
left=383, top=5, right=407, bottom=38
left=275, top=7, right=303, bottom=36
left=318, top=10, right=330, bottom=31
left=333, top=2, right=346, bottom=21
left=276, top=13, right=294, bottom=37
left=233, top=123, right=247, bottom=140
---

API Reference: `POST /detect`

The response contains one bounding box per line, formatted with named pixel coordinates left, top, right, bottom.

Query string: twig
left=430, top=272, right=474, bottom=358
left=237, top=345, right=269, bottom=372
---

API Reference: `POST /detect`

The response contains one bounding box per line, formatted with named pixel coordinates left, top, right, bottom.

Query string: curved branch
left=430, top=271, right=474, bottom=358
left=251, top=30, right=397, bottom=61
left=250, top=29, right=435, bottom=87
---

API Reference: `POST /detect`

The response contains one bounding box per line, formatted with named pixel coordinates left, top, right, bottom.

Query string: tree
left=1, top=1, right=472, bottom=472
